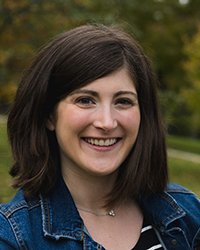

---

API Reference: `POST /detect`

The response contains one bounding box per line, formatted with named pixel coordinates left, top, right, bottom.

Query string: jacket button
left=171, top=239, right=177, bottom=245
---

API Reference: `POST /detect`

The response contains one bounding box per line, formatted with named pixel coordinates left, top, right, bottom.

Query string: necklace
left=77, top=207, right=116, bottom=217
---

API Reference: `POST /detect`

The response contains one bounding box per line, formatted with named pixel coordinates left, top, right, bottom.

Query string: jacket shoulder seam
left=0, top=200, right=40, bottom=218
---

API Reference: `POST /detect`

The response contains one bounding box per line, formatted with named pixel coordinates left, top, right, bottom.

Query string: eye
left=115, top=98, right=136, bottom=108
left=75, top=96, right=96, bottom=107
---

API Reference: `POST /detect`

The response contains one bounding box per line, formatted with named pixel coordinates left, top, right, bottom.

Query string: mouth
left=83, top=137, right=121, bottom=147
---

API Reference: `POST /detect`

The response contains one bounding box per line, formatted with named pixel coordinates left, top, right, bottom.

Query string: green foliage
left=0, top=0, right=200, bottom=137
left=0, top=0, right=89, bottom=111
left=167, top=134, right=200, bottom=154
left=0, top=119, right=15, bottom=202
left=181, top=27, right=200, bottom=136
left=159, top=91, right=191, bottom=136
left=169, top=157, right=200, bottom=197
left=0, top=118, right=10, bottom=154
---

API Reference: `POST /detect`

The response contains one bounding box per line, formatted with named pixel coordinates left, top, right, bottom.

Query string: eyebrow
left=70, top=89, right=138, bottom=99
left=114, top=91, right=138, bottom=99
left=69, top=89, right=98, bottom=97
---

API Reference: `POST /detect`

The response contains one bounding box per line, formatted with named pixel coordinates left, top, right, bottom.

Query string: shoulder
left=165, top=183, right=200, bottom=226
left=140, top=183, right=200, bottom=226
left=166, top=182, right=198, bottom=194
left=140, top=183, right=200, bottom=248
left=0, top=189, right=40, bottom=218
left=166, top=183, right=200, bottom=213
left=0, top=189, right=40, bottom=248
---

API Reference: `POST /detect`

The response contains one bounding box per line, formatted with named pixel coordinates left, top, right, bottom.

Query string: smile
left=83, top=138, right=120, bottom=147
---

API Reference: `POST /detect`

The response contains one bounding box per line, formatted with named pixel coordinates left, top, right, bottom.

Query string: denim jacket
left=0, top=178, right=200, bottom=250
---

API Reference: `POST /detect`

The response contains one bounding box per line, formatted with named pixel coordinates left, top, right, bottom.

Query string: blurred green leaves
left=0, top=0, right=200, bottom=137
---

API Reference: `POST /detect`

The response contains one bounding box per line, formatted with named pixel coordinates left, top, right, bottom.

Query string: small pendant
left=108, top=209, right=115, bottom=217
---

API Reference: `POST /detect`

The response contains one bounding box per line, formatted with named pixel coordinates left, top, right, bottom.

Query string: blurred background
left=0, top=0, right=200, bottom=202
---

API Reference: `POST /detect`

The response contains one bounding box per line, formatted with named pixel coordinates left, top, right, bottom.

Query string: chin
left=85, top=165, right=119, bottom=177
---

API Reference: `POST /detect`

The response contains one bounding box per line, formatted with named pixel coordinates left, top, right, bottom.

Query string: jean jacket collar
left=40, top=178, right=84, bottom=241
left=139, top=191, right=186, bottom=231
left=40, top=178, right=187, bottom=240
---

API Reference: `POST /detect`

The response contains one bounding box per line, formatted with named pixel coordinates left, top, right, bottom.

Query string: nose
left=93, top=105, right=118, bottom=132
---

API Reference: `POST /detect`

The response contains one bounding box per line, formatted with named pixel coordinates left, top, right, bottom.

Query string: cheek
left=121, top=109, right=141, bottom=132
left=56, top=111, right=93, bottom=138
left=68, top=111, right=92, bottom=130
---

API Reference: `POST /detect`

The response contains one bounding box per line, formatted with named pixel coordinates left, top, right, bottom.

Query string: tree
left=0, top=0, right=89, bottom=111
left=0, top=0, right=200, bottom=137
left=181, top=26, right=200, bottom=136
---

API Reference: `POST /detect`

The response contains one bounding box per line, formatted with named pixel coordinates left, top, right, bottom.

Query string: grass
left=168, top=157, right=200, bottom=197
left=0, top=119, right=200, bottom=202
left=0, top=121, right=15, bottom=202
left=167, top=134, right=200, bottom=154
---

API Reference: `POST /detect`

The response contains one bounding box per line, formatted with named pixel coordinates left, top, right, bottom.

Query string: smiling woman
left=47, top=68, right=140, bottom=179
left=0, top=24, right=199, bottom=250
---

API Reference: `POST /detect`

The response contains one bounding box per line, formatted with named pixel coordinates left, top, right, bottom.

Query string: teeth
left=86, top=138, right=117, bottom=146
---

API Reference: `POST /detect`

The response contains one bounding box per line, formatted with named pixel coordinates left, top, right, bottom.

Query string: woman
left=0, top=24, right=199, bottom=250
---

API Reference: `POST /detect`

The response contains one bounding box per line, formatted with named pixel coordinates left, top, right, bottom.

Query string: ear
left=46, top=115, right=55, bottom=131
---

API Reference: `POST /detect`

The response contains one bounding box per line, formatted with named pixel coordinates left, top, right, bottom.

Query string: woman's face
left=49, top=67, right=140, bottom=178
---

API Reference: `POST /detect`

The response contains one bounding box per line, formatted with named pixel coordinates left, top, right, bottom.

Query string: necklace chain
left=77, top=207, right=116, bottom=217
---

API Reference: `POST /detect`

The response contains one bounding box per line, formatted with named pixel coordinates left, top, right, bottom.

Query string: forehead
left=73, top=68, right=137, bottom=94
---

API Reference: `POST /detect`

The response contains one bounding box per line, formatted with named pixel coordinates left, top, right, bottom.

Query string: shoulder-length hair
left=7, top=24, right=168, bottom=206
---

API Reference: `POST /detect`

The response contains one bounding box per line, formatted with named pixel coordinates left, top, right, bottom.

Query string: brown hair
left=7, top=24, right=168, bottom=205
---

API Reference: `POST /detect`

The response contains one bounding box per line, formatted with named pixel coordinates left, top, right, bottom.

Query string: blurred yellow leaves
left=183, top=26, right=200, bottom=107
left=3, top=0, right=29, bottom=11
left=0, top=82, right=17, bottom=104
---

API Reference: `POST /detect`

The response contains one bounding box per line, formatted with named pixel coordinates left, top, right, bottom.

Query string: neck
left=62, top=168, right=117, bottom=211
